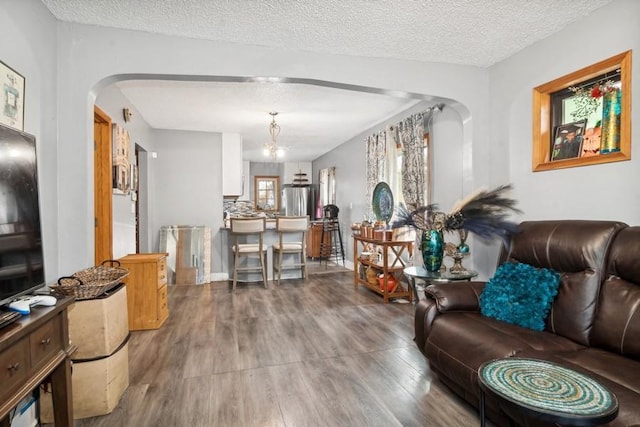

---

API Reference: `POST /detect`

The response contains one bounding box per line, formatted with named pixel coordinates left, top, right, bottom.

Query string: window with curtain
left=365, top=105, right=440, bottom=219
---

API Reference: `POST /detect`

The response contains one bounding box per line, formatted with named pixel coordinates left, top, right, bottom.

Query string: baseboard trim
left=210, top=272, right=229, bottom=282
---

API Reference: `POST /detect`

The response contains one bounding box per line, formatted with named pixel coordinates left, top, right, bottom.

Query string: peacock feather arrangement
left=392, top=184, right=522, bottom=243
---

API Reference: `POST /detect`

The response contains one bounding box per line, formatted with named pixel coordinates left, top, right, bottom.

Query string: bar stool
left=319, top=204, right=345, bottom=266
left=230, top=217, right=268, bottom=290
left=272, top=216, right=309, bottom=284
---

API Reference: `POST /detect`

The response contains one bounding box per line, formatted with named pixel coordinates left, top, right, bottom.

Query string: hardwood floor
left=74, top=272, right=480, bottom=427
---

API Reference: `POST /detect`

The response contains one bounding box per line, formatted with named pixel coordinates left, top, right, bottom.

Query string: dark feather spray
left=448, top=184, right=522, bottom=242
left=392, top=184, right=522, bottom=243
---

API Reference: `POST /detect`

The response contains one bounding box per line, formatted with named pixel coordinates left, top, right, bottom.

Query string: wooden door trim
left=94, top=106, right=113, bottom=264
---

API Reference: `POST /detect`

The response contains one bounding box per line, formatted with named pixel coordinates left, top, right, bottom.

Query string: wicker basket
left=51, top=260, right=129, bottom=300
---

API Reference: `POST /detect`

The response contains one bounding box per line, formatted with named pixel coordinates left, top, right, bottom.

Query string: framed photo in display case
left=532, top=51, right=631, bottom=171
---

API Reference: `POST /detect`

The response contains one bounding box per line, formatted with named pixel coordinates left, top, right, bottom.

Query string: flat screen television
left=0, top=124, right=45, bottom=306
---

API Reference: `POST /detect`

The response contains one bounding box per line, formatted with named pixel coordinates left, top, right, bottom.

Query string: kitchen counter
left=221, top=218, right=276, bottom=230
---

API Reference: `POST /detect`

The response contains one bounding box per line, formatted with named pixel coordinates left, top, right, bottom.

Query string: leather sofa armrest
left=414, top=281, right=486, bottom=353
left=415, top=297, right=439, bottom=352
left=424, top=280, right=486, bottom=312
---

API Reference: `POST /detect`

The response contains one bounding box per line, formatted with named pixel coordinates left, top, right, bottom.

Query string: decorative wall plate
left=372, top=182, right=394, bottom=223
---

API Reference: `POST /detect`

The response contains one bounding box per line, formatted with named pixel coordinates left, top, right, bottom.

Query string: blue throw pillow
left=479, top=261, right=561, bottom=331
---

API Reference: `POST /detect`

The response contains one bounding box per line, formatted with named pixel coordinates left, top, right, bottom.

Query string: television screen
left=0, top=124, right=44, bottom=306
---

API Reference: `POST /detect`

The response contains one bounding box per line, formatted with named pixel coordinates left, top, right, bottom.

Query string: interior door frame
left=94, top=106, right=113, bottom=264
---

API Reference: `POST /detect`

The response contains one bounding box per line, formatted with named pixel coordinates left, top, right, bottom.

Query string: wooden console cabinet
left=119, top=253, right=169, bottom=331
left=0, top=297, right=75, bottom=426
left=306, top=222, right=331, bottom=259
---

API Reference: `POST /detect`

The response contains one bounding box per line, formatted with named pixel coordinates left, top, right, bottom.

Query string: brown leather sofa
left=415, top=220, right=640, bottom=426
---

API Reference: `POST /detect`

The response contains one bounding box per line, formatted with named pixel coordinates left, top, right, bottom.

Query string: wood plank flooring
left=74, top=272, right=480, bottom=427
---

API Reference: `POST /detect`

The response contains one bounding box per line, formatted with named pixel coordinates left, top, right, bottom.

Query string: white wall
left=95, top=84, right=158, bottom=257
left=7, top=0, right=633, bottom=280
left=490, top=0, right=639, bottom=227
left=314, top=101, right=466, bottom=266
left=151, top=129, right=223, bottom=273
left=52, top=22, right=489, bottom=274
left=0, top=1, right=60, bottom=280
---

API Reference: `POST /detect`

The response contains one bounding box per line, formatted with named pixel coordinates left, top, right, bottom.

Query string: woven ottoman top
left=479, top=358, right=618, bottom=423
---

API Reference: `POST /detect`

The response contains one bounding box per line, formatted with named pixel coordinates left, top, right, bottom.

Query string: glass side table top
left=479, top=358, right=618, bottom=425
left=403, top=266, right=478, bottom=282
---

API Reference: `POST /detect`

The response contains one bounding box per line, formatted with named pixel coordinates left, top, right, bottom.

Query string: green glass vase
left=421, top=229, right=444, bottom=272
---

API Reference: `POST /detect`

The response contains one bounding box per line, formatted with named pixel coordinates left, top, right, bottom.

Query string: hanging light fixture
left=263, top=112, right=285, bottom=160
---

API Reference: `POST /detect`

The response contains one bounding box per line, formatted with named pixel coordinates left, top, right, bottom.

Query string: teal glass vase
left=421, top=229, right=444, bottom=272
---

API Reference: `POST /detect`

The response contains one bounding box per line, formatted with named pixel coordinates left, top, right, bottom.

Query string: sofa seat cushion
left=517, top=349, right=640, bottom=427
left=425, top=312, right=584, bottom=395
left=552, top=348, right=640, bottom=396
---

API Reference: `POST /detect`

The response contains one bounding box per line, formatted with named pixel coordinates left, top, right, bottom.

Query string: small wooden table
left=353, top=235, right=414, bottom=303
left=478, top=358, right=618, bottom=427
left=403, top=266, right=477, bottom=303
left=0, top=298, right=75, bottom=426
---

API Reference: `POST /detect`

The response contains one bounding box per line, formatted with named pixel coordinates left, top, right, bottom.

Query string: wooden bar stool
left=230, top=217, right=268, bottom=290
left=272, top=216, right=309, bottom=284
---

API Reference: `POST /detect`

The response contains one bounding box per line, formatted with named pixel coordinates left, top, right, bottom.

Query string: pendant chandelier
left=263, top=112, right=285, bottom=160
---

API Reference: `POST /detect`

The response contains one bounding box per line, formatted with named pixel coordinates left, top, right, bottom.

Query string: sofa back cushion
left=499, top=220, right=626, bottom=346
left=591, top=227, right=640, bottom=359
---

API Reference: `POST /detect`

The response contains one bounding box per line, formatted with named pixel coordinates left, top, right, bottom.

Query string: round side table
left=478, top=358, right=618, bottom=427
left=403, top=266, right=477, bottom=303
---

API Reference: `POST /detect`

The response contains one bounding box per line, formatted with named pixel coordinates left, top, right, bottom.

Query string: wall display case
left=532, top=50, right=631, bottom=171
left=353, top=234, right=413, bottom=303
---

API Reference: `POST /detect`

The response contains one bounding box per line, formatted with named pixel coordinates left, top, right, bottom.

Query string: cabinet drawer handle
left=41, top=337, right=52, bottom=346
left=7, top=362, right=20, bottom=372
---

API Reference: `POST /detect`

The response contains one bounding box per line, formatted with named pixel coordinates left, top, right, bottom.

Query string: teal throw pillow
left=479, top=261, right=561, bottom=331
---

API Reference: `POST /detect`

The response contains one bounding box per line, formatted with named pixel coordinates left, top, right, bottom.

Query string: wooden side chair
left=273, top=216, right=309, bottom=285
left=230, top=217, right=268, bottom=290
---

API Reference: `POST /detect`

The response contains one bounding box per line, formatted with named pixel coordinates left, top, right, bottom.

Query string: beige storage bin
left=40, top=339, right=130, bottom=422
left=72, top=339, right=130, bottom=419
left=69, top=284, right=129, bottom=359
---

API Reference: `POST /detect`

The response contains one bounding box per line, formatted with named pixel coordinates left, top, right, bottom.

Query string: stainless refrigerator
left=282, top=184, right=317, bottom=219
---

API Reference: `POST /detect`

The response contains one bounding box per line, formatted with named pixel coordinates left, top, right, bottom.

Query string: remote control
left=29, top=295, right=58, bottom=307
left=0, top=311, right=21, bottom=329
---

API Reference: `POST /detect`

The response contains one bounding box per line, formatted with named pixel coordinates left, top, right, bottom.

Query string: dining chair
left=272, top=216, right=309, bottom=285
left=230, top=217, right=268, bottom=290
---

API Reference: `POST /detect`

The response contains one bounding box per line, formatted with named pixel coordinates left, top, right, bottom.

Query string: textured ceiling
left=115, top=80, right=423, bottom=162
left=42, top=0, right=613, bottom=162
left=41, top=0, right=613, bottom=67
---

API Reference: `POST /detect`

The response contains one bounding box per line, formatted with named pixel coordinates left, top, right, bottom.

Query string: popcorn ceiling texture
left=41, top=0, right=612, bottom=67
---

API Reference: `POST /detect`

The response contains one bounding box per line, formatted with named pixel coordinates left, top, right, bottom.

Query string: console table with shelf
left=353, top=234, right=414, bottom=303
left=0, top=297, right=75, bottom=426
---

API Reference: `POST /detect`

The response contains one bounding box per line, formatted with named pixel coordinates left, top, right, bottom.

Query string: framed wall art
left=112, top=123, right=131, bottom=195
left=532, top=50, right=631, bottom=171
left=0, top=61, right=25, bottom=131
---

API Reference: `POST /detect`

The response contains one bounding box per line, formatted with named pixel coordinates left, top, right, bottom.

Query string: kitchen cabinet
left=222, top=133, right=244, bottom=196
